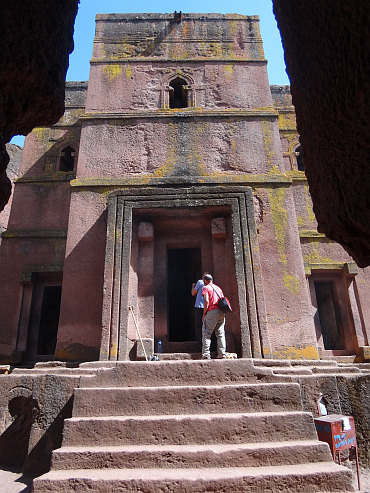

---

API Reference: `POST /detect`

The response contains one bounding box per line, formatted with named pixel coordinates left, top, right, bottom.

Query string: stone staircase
left=32, top=359, right=355, bottom=492
left=252, top=358, right=370, bottom=377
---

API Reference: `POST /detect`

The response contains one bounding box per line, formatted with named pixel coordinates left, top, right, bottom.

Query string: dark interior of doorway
left=37, top=286, right=62, bottom=355
left=314, top=281, right=344, bottom=350
left=168, top=248, right=201, bottom=342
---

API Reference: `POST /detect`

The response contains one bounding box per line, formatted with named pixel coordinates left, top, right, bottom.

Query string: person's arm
left=191, top=282, right=198, bottom=296
left=202, top=291, right=209, bottom=321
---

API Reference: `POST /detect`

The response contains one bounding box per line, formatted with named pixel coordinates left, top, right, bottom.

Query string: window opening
left=314, top=281, right=344, bottom=350
left=59, top=145, right=75, bottom=172
left=169, top=77, right=188, bottom=108
left=295, top=146, right=305, bottom=171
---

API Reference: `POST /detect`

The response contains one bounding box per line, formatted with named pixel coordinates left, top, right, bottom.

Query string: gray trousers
left=202, top=308, right=226, bottom=357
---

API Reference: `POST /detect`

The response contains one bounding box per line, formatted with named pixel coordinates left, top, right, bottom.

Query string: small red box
left=314, top=414, right=360, bottom=490
left=314, top=414, right=356, bottom=457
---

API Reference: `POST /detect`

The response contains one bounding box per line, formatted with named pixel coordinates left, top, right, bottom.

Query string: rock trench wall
left=273, top=0, right=370, bottom=267
left=0, top=0, right=79, bottom=211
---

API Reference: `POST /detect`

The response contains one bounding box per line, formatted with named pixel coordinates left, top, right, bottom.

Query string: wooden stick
left=128, top=305, right=148, bottom=361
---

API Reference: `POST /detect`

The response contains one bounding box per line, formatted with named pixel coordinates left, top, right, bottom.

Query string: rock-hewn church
left=1, top=13, right=369, bottom=365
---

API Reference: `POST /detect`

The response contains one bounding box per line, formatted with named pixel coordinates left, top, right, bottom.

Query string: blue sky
left=11, top=0, right=288, bottom=146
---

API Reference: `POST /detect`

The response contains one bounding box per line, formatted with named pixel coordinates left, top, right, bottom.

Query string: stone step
left=311, top=366, right=362, bottom=374
left=290, top=360, right=339, bottom=367
left=253, top=359, right=340, bottom=368
left=78, top=359, right=284, bottom=388
left=252, top=358, right=292, bottom=367
left=32, top=462, right=354, bottom=492
left=72, top=382, right=303, bottom=417
left=271, top=366, right=363, bottom=376
left=51, top=440, right=332, bottom=470
left=63, top=411, right=317, bottom=447
left=10, top=367, right=97, bottom=376
left=272, top=367, right=314, bottom=375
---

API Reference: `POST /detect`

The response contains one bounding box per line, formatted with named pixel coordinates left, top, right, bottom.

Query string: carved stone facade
left=0, top=14, right=369, bottom=365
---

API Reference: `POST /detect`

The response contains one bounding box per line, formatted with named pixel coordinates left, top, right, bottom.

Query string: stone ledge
left=1, top=230, right=67, bottom=239
left=70, top=174, right=292, bottom=189
left=80, top=108, right=279, bottom=120
left=304, top=262, right=359, bottom=276
left=299, top=229, right=326, bottom=239
left=91, top=57, right=267, bottom=64
left=16, top=174, right=76, bottom=183
left=20, top=264, right=64, bottom=283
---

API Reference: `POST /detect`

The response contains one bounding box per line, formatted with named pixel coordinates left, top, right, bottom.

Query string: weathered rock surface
left=0, top=144, right=22, bottom=236
left=0, top=0, right=79, bottom=211
left=273, top=0, right=370, bottom=267
left=32, top=359, right=354, bottom=492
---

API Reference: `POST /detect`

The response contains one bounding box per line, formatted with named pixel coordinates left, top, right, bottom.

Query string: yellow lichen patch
left=32, top=127, right=47, bottom=142
left=268, top=187, right=301, bottom=296
left=261, top=121, right=275, bottom=167
left=303, top=242, right=334, bottom=264
left=262, top=346, right=271, bottom=357
left=278, top=112, right=296, bottom=131
left=296, top=216, right=305, bottom=227
left=103, top=63, right=123, bottom=81
left=304, top=183, right=316, bottom=225
left=109, top=342, right=118, bottom=358
left=273, top=345, right=319, bottom=360
left=224, top=64, right=234, bottom=81
left=284, top=273, right=300, bottom=295
left=268, top=187, right=288, bottom=265
left=125, top=64, right=132, bottom=80
left=207, top=42, right=223, bottom=58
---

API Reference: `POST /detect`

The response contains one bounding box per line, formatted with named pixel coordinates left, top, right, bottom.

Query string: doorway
left=26, top=273, right=62, bottom=360
left=168, top=247, right=201, bottom=342
left=314, top=281, right=344, bottom=350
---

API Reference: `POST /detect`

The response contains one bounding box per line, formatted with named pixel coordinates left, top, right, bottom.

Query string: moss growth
left=304, top=183, right=316, bottom=225
left=273, top=344, right=319, bottom=360
left=125, top=64, right=132, bottom=79
left=278, top=112, right=296, bottom=131
left=224, top=64, right=234, bottom=80
left=109, top=342, right=118, bottom=358
left=103, top=63, right=123, bottom=81
left=261, top=121, right=275, bottom=167
left=268, top=187, right=300, bottom=295
left=303, top=242, right=335, bottom=264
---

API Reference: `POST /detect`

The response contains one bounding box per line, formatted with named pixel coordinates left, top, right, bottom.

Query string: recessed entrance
left=38, top=286, right=62, bottom=354
left=314, top=281, right=344, bottom=350
left=168, top=247, right=201, bottom=342
left=101, top=187, right=266, bottom=360
left=26, top=272, right=62, bottom=360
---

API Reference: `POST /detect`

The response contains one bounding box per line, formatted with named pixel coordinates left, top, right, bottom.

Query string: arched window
left=295, top=146, right=305, bottom=172
left=59, top=146, right=75, bottom=172
left=169, top=77, right=188, bottom=109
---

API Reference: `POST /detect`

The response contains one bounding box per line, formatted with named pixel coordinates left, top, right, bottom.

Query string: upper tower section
left=85, top=13, right=272, bottom=113
left=92, top=13, right=264, bottom=62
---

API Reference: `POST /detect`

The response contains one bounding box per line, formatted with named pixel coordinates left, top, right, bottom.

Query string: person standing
left=191, top=272, right=208, bottom=350
left=201, top=273, right=226, bottom=359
